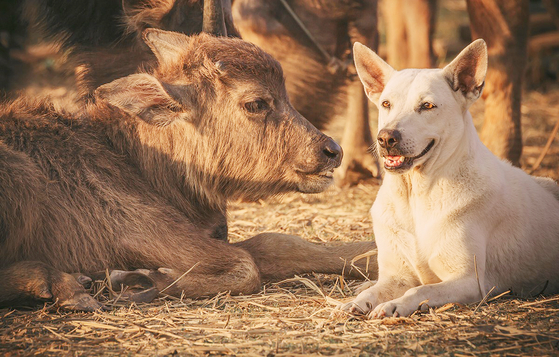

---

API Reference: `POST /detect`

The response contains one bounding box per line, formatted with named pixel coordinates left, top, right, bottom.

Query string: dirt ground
left=1, top=0, right=559, bottom=356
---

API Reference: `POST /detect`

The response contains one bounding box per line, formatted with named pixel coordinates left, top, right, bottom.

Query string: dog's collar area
left=383, top=139, right=435, bottom=172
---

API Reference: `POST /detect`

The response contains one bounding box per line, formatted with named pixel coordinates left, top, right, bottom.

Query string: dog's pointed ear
left=353, top=42, right=395, bottom=104
left=443, top=39, right=487, bottom=102
left=143, top=28, right=190, bottom=64
left=95, top=73, right=196, bottom=126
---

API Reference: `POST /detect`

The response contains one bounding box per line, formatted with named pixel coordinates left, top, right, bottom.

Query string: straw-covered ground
left=2, top=0, right=559, bottom=353
left=1, top=88, right=559, bottom=356
left=1, top=274, right=558, bottom=356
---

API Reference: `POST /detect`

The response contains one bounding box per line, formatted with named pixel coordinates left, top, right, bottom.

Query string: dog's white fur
left=343, top=40, right=559, bottom=318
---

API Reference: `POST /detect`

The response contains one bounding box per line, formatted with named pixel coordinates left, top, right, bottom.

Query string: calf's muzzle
left=321, top=138, right=343, bottom=167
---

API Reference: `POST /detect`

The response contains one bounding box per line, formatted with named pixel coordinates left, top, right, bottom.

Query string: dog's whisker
left=367, top=144, right=378, bottom=158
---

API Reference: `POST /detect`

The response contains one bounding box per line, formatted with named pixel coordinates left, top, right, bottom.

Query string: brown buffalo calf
left=0, top=30, right=376, bottom=311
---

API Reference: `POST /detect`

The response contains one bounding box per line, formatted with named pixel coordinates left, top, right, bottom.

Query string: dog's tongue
left=384, top=155, right=405, bottom=167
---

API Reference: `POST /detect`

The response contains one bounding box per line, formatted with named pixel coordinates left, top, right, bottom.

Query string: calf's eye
left=244, top=99, right=269, bottom=114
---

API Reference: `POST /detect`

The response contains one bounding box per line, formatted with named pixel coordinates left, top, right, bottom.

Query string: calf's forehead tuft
left=182, top=34, right=284, bottom=83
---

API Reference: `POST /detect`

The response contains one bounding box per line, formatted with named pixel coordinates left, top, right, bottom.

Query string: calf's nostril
left=323, top=140, right=342, bottom=160
left=323, top=147, right=337, bottom=158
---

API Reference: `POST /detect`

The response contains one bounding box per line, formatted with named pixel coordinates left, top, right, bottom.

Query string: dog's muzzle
left=382, top=140, right=435, bottom=172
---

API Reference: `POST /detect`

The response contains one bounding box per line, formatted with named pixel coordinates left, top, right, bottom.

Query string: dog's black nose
left=377, top=129, right=401, bottom=149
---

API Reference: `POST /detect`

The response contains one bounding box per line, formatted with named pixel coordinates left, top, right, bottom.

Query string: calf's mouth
left=383, top=139, right=435, bottom=172
left=294, top=164, right=338, bottom=193
left=296, top=165, right=335, bottom=181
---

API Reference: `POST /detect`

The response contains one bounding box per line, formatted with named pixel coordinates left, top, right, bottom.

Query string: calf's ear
left=443, top=39, right=487, bottom=102
left=143, top=28, right=190, bottom=64
left=353, top=42, right=394, bottom=105
left=95, top=73, right=195, bottom=126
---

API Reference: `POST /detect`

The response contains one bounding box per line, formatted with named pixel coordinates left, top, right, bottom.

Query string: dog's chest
left=374, top=184, right=447, bottom=284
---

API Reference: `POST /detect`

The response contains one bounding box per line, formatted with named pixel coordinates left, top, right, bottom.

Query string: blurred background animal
left=20, top=0, right=238, bottom=96
left=381, top=0, right=437, bottom=69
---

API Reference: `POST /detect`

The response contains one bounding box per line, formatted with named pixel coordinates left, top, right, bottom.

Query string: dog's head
left=354, top=40, right=487, bottom=174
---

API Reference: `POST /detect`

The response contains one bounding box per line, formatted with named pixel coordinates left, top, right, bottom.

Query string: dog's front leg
left=370, top=227, right=488, bottom=318
left=370, top=276, right=483, bottom=318
left=340, top=225, right=421, bottom=315
left=342, top=273, right=420, bottom=315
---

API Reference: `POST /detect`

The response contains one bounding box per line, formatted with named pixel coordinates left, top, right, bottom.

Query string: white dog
left=342, top=39, right=559, bottom=318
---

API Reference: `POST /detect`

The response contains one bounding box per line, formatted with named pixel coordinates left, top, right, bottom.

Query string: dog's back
left=533, top=176, right=559, bottom=201
left=486, top=159, right=559, bottom=296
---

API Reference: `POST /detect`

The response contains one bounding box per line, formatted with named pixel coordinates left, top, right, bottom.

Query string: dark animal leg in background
left=467, top=0, right=529, bottom=165
left=337, top=2, right=381, bottom=186
left=337, top=78, right=380, bottom=185
left=203, top=0, right=227, bottom=36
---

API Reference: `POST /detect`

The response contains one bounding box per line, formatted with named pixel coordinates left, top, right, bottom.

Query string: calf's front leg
left=122, top=235, right=262, bottom=298
left=0, top=261, right=104, bottom=311
left=122, top=233, right=377, bottom=299
left=234, top=233, right=378, bottom=281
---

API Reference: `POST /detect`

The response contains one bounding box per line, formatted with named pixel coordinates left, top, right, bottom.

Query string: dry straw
left=1, top=183, right=558, bottom=356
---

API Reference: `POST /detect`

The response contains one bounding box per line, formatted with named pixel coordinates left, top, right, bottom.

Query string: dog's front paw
left=369, top=298, right=416, bottom=318
left=338, top=288, right=379, bottom=316
left=337, top=300, right=370, bottom=316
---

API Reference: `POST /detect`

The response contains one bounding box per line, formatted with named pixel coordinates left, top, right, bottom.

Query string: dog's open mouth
left=383, top=140, right=435, bottom=171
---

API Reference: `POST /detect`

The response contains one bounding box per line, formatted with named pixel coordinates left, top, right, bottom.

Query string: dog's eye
left=421, top=102, right=436, bottom=110
left=244, top=99, right=270, bottom=114
left=381, top=100, right=391, bottom=109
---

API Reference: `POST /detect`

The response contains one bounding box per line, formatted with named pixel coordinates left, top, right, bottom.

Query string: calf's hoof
left=58, top=293, right=107, bottom=312
left=109, top=270, right=159, bottom=303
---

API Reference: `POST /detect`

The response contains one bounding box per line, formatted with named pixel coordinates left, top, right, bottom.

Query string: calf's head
left=95, top=30, right=341, bottom=202
left=353, top=39, right=487, bottom=174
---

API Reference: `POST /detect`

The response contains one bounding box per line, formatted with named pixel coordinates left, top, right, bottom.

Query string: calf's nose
left=321, top=138, right=343, bottom=166
left=377, top=129, right=401, bottom=149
